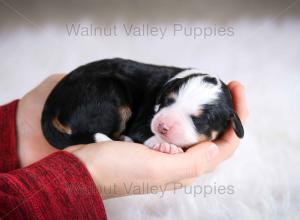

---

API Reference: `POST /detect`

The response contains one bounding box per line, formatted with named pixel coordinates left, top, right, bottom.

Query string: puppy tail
left=42, top=116, right=97, bottom=150
left=41, top=115, right=75, bottom=150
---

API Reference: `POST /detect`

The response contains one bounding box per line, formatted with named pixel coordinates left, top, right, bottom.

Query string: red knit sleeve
left=0, top=101, right=107, bottom=219
left=0, top=100, right=19, bottom=172
left=0, top=151, right=107, bottom=219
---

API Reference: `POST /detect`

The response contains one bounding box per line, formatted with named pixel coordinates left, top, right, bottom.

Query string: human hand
left=17, top=74, right=65, bottom=167
left=66, top=81, right=248, bottom=199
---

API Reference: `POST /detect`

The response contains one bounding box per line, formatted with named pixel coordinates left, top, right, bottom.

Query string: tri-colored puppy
left=42, top=58, right=243, bottom=154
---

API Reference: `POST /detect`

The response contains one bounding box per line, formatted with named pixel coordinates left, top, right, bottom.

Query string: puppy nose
left=158, top=123, right=169, bottom=135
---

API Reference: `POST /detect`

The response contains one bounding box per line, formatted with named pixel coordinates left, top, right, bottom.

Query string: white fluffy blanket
left=0, top=19, right=299, bottom=219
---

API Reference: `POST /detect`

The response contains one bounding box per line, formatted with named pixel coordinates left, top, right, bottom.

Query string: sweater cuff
left=6, top=151, right=107, bottom=219
left=0, top=100, right=19, bottom=172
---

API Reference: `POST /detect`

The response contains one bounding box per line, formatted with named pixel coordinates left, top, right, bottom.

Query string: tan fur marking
left=119, top=106, right=132, bottom=123
left=168, top=93, right=177, bottom=100
left=191, top=109, right=203, bottom=117
left=113, top=106, right=132, bottom=139
left=198, top=134, right=210, bottom=142
left=52, top=117, right=72, bottom=135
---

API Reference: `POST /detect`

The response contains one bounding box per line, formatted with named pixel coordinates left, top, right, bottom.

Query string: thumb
left=184, top=142, right=220, bottom=176
left=155, top=142, right=219, bottom=182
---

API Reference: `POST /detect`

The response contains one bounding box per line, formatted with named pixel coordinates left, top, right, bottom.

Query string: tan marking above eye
left=191, top=109, right=203, bottom=117
left=52, top=117, right=72, bottom=135
left=167, top=93, right=177, bottom=100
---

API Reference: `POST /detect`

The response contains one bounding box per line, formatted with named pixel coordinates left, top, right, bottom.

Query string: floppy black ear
left=230, top=111, right=244, bottom=138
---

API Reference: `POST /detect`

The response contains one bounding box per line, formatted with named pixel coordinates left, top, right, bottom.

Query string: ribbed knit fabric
left=0, top=100, right=19, bottom=172
left=0, top=101, right=107, bottom=219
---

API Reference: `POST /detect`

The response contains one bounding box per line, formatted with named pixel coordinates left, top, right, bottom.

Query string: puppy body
left=42, top=58, right=243, bottom=150
left=42, top=58, right=182, bottom=149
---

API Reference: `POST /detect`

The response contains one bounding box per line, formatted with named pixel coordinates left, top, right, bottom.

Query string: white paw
left=144, top=136, right=160, bottom=148
left=120, top=135, right=134, bottom=142
left=94, top=133, right=112, bottom=142
left=153, top=143, right=183, bottom=154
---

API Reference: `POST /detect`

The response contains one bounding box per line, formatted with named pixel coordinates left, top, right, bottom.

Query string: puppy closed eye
left=164, top=97, right=175, bottom=106
left=203, top=76, right=218, bottom=85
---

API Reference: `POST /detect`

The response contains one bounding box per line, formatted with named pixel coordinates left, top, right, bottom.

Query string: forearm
left=0, top=151, right=106, bottom=219
left=0, top=101, right=107, bottom=219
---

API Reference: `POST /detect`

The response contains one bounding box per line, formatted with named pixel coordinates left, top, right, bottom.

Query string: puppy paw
left=94, top=133, right=112, bottom=142
left=153, top=143, right=183, bottom=154
left=119, top=135, right=134, bottom=142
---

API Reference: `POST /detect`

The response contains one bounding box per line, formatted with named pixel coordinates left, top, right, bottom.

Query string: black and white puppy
left=142, top=70, right=244, bottom=153
left=42, top=58, right=243, bottom=153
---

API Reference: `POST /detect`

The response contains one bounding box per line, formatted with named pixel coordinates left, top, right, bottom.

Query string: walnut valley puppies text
left=65, top=182, right=235, bottom=198
left=66, top=23, right=235, bottom=39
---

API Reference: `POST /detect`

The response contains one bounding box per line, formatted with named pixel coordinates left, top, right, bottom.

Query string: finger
left=216, top=81, right=248, bottom=148
left=228, top=81, right=248, bottom=123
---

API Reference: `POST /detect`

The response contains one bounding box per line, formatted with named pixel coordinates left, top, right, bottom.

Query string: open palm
left=16, top=74, right=248, bottom=173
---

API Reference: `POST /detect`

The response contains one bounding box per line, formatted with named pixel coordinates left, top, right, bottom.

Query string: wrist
left=65, top=146, right=102, bottom=194
left=66, top=145, right=113, bottom=200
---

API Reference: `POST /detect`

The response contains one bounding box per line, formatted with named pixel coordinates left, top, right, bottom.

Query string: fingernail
left=206, top=144, right=219, bottom=161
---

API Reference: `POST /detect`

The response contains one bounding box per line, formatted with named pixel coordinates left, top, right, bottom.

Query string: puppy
left=141, top=69, right=244, bottom=154
left=41, top=58, right=243, bottom=152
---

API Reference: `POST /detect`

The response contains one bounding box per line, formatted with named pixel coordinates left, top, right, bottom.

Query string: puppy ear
left=230, top=112, right=244, bottom=138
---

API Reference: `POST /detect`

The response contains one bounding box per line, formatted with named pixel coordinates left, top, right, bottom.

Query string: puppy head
left=151, top=69, right=244, bottom=148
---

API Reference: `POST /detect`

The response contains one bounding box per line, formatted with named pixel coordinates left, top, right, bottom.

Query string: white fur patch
left=150, top=107, right=200, bottom=147
left=144, top=136, right=164, bottom=148
left=94, top=133, right=112, bottom=142
left=123, top=135, right=133, bottom=142
left=168, top=69, right=205, bottom=82
left=173, top=74, right=222, bottom=114
left=168, top=69, right=219, bottom=81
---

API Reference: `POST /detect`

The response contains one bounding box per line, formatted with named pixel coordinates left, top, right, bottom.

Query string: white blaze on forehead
left=173, top=74, right=222, bottom=114
left=168, top=68, right=217, bottom=82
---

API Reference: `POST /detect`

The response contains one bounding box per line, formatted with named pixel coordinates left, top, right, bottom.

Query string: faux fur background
left=1, top=0, right=299, bottom=219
